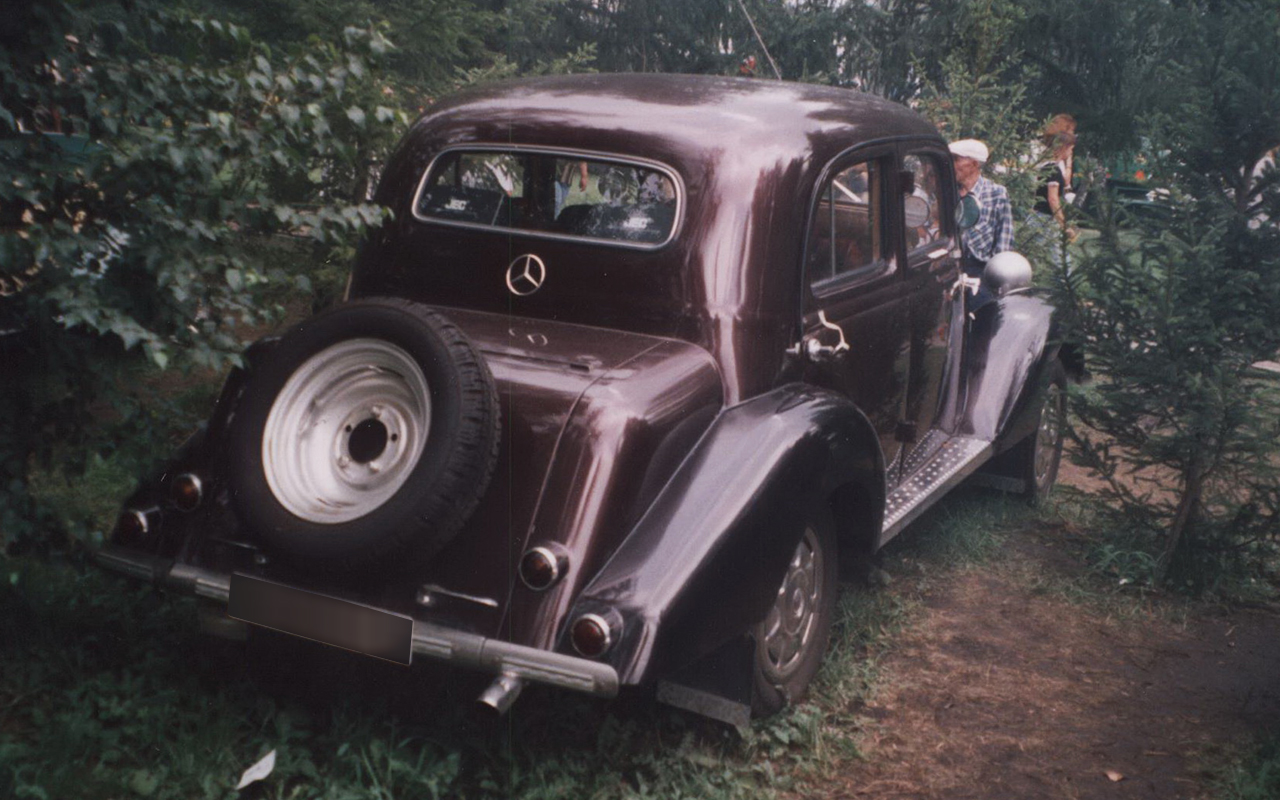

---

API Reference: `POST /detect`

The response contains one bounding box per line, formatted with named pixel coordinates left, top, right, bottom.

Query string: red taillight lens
left=170, top=473, right=203, bottom=511
left=114, top=509, right=151, bottom=548
left=570, top=613, right=615, bottom=658
left=519, top=545, right=566, bottom=591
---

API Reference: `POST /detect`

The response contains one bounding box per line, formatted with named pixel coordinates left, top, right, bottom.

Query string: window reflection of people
left=637, top=170, right=673, bottom=205
left=555, top=160, right=588, bottom=215
left=949, top=138, right=1013, bottom=277
left=906, top=157, right=940, bottom=248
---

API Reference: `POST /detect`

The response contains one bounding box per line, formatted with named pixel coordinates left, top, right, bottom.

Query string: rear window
left=412, top=149, right=680, bottom=247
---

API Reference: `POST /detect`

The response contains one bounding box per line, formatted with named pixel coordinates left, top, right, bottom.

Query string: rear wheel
left=751, top=509, right=839, bottom=716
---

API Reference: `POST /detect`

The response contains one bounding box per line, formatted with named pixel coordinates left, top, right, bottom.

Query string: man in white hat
left=949, top=138, right=1013, bottom=277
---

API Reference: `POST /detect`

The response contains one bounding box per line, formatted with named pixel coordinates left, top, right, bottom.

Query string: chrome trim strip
left=417, top=583, right=499, bottom=609
left=880, top=437, right=992, bottom=544
left=95, top=550, right=619, bottom=698
left=96, top=546, right=159, bottom=582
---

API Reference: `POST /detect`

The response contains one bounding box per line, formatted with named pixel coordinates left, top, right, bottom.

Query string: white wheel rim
left=760, top=527, right=824, bottom=680
left=262, top=338, right=431, bottom=524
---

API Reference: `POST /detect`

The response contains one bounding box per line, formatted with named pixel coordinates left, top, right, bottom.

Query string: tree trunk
left=1156, top=461, right=1205, bottom=585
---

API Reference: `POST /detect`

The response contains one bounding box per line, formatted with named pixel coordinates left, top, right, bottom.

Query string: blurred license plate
left=228, top=574, right=413, bottom=665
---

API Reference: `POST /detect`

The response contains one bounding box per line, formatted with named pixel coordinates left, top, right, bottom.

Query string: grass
left=1213, top=732, right=1280, bottom=800
left=0, top=556, right=784, bottom=799
left=2, top=551, right=905, bottom=799
left=6, top=455, right=1044, bottom=798
left=0, top=536, right=903, bottom=799
left=16, top=442, right=1274, bottom=798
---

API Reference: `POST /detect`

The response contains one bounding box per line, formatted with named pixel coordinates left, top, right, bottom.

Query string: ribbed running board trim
left=881, top=436, right=991, bottom=543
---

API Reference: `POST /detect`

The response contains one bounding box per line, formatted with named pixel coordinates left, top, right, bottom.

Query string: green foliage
left=1013, top=0, right=1172, bottom=156
left=1149, top=0, right=1280, bottom=218
left=1215, top=731, right=1280, bottom=800
left=0, top=1, right=403, bottom=553
left=914, top=0, right=1037, bottom=167
left=1067, top=198, right=1280, bottom=590
left=1051, top=0, right=1280, bottom=591
left=184, top=0, right=495, bottom=91
left=541, top=0, right=882, bottom=85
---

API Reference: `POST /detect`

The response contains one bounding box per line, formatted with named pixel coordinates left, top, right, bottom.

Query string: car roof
left=415, top=73, right=942, bottom=172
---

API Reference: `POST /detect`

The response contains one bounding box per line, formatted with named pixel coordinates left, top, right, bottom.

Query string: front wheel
left=1020, top=362, right=1067, bottom=505
left=751, top=509, right=839, bottom=717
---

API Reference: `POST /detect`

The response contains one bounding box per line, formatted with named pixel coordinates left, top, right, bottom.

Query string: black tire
left=1018, top=361, right=1067, bottom=505
left=225, top=298, right=500, bottom=574
left=751, top=508, right=839, bottom=717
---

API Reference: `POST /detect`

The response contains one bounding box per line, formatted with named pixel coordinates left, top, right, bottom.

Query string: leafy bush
left=1052, top=0, right=1280, bottom=592
left=0, top=1, right=405, bottom=553
left=1066, top=186, right=1280, bottom=591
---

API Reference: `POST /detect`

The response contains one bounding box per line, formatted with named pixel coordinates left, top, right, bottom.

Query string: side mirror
left=904, top=195, right=931, bottom=228
left=982, top=251, right=1033, bottom=297
left=956, top=194, right=981, bottom=229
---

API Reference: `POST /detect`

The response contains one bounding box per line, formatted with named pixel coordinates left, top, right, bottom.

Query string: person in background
left=949, top=138, right=1013, bottom=277
left=1039, top=114, right=1076, bottom=158
left=1028, top=130, right=1078, bottom=270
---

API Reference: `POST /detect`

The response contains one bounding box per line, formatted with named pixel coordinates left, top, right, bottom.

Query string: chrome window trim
left=410, top=144, right=685, bottom=251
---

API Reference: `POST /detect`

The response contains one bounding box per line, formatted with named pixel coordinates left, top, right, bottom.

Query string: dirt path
left=833, top=533, right=1280, bottom=799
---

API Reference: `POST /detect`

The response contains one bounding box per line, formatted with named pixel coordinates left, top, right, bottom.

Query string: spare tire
left=225, top=298, right=500, bottom=574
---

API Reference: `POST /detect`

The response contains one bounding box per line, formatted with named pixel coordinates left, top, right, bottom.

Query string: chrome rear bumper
left=96, top=546, right=619, bottom=698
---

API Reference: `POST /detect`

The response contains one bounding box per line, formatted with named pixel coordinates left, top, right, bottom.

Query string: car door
left=799, top=149, right=912, bottom=481
left=897, top=144, right=964, bottom=473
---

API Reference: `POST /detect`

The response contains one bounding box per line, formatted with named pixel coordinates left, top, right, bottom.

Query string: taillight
left=113, top=508, right=157, bottom=548
left=170, top=473, right=203, bottom=511
left=570, top=612, right=620, bottom=658
left=519, top=545, right=568, bottom=591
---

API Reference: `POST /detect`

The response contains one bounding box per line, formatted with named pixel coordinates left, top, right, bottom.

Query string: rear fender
left=564, top=384, right=882, bottom=685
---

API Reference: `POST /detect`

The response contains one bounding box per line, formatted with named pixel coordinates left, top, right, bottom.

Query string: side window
left=807, top=159, right=885, bottom=287
left=903, top=153, right=944, bottom=252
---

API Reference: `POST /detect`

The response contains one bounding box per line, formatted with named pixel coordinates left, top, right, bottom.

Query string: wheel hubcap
left=759, top=527, right=823, bottom=680
left=262, top=338, right=431, bottom=524
left=1034, top=383, right=1064, bottom=488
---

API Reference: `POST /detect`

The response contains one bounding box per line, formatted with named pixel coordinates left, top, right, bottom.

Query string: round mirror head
left=982, top=251, right=1033, bottom=297
left=956, top=194, right=981, bottom=229
left=904, top=195, right=931, bottom=229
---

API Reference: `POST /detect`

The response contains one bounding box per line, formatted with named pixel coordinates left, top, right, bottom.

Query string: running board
left=881, top=436, right=991, bottom=543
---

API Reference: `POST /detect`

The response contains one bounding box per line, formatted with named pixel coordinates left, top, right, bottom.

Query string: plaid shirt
left=961, top=175, right=1014, bottom=262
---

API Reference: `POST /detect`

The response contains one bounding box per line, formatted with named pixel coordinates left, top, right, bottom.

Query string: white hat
left=949, top=139, right=990, bottom=164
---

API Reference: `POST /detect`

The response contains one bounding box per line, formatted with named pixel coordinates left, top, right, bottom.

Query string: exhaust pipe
left=477, top=671, right=525, bottom=714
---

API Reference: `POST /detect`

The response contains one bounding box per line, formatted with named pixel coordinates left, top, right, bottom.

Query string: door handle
left=951, top=274, right=981, bottom=298
left=788, top=310, right=851, bottom=361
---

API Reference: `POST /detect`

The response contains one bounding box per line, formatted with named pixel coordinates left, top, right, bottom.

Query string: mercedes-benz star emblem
left=505, top=254, right=546, bottom=296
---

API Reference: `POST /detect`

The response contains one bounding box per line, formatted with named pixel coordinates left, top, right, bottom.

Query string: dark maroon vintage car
left=99, top=74, right=1074, bottom=725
